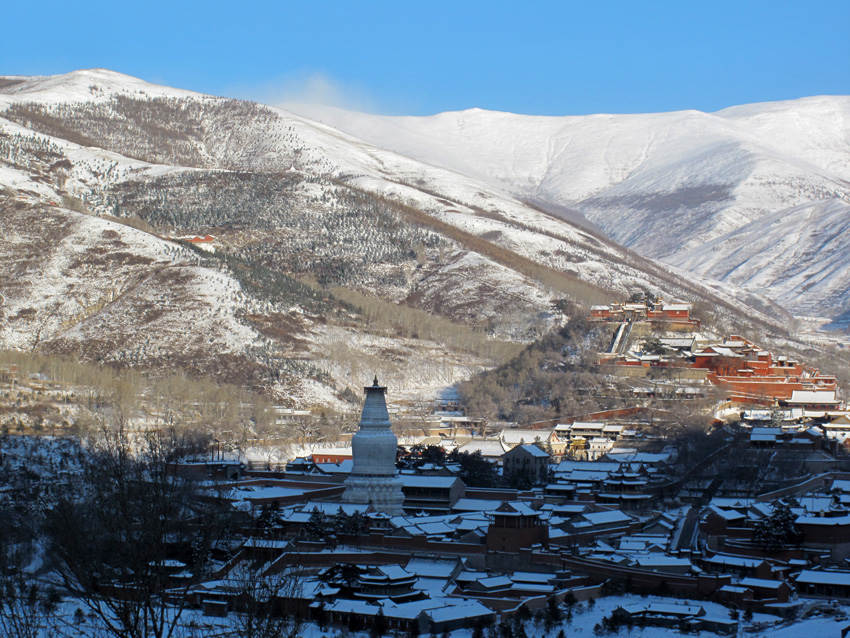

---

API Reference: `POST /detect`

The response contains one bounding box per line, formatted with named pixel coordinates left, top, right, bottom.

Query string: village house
left=399, top=474, right=465, bottom=512
left=498, top=427, right=556, bottom=451
left=613, top=602, right=737, bottom=635
left=311, top=447, right=353, bottom=464
left=486, top=501, right=548, bottom=552
left=455, top=438, right=508, bottom=463
left=590, top=299, right=700, bottom=329
left=502, top=443, right=549, bottom=486
left=794, top=569, right=850, bottom=599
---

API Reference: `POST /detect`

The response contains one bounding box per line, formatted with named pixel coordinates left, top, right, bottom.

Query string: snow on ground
left=284, top=95, right=850, bottom=320
left=182, top=265, right=259, bottom=353
left=2, top=69, right=847, bottom=408
left=4, top=68, right=829, bottom=329
left=506, top=593, right=844, bottom=638
left=284, top=96, right=850, bottom=203
left=288, top=376, right=351, bottom=413
left=0, top=164, right=59, bottom=198
left=668, top=198, right=850, bottom=318
left=0, top=68, right=206, bottom=107
left=0, top=204, right=269, bottom=375
left=37, top=593, right=850, bottom=637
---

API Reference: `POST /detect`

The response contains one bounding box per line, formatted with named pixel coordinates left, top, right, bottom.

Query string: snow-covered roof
left=510, top=571, right=554, bottom=584
left=363, top=565, right=413, bottom=582
left=452, top=498, right=503, bottom=512
left=311, top=446, right=353, bottom=455
left=605, top=451, right=670, bottom=464
left=739, top=577, right=786, bottom=590
left=703, top=346, right=743, bottom=358
left=571, top=421, right=605, bottom=430
left=562, top=470, right=611, bottom=481
left=414, top=521, right=455, bottom=536
left=707, top=505, right=745, bottom=521
left=787, top=390, right=838, bottom=404
left=507, top=443, right=549, bottom=458
left=456, top=570, right=487, bottom=582
left=555, top=460, right=621, bottom=473
left=602, top=424, right=625, bottom=433
left=750, top=433, right=777, bottom=442
left=456, top=439, right=507, bottom=457
left=425, top=599, right=493, bottom=622
left=500, top=429, right=546, bottom=444
left=751, top=427, right=782, bottom=435
left=477, top=575, right=512, bottom=590
left=328, top=599, right=380, bottom=615
left=633, top=554, right=692, bottom=569
left=510, top=582, right=555, bottom=593
left=796, top=570, right=850, bottom=586
left=399, top=475, right=460, bottom=488
left=315, top=459, right=353, bottom=474
left=702, top=553, right=762, bottom=567
left=405, top=558, right=458, bottom=579
left=495, top=501, right=540, bottom=517
left=830, top=480, right=850, bottom=493
left=796, top=514, right=850, bottom=526
left=580, top=510, right=631, bottom=526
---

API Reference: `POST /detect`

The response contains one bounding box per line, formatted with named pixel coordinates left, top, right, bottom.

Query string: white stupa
left=342, top=377, right=405, bottom=514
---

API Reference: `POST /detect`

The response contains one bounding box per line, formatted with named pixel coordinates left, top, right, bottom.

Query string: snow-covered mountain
left=288, top=96, right=850, bottom=320
left=0, top=69, right=841, bottom=407
left=668, top=198, right=850, bottom=319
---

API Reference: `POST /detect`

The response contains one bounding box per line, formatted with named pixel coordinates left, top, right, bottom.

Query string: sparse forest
left=104, top=172, right=446, bottom=291
left=4, top=96, right=287, bottom=168
left=0, top=349, right=344, bottom=452
left=458, top=303, right=612, bottom=422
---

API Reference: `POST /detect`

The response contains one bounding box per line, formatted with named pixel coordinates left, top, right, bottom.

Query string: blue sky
left=4, top=0, right=848, bottom=115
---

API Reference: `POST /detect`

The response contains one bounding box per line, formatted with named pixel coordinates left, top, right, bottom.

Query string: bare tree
left=45, top=423, right=233, bottom=638
left=0, top=526, right=58, bottom=638
left=230, top=558, right=303, bottom=638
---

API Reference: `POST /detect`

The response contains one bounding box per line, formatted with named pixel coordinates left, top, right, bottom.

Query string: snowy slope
left=0, top=68, right=205, bottom=105
left=668, top=198, right=850, bottom=318
left=0, top=201, right=261, bottom=364
left=285, top=96, right=850, bottom=318
left=288, top=96, right=850, bottom=201
left=0, top=68, right=762, bottom=317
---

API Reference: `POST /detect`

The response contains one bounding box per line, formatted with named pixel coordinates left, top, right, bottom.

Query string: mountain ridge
left=283, top=93, right=850, bottom=320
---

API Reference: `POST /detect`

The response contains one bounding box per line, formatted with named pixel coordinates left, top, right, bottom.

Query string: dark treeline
left=459, top=305, right=612, bottom=422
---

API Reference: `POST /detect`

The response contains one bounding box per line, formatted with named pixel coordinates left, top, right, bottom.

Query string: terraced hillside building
left=343, top=377, right=405, bottom=514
